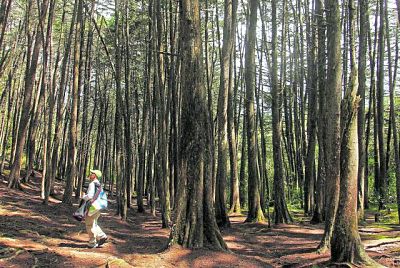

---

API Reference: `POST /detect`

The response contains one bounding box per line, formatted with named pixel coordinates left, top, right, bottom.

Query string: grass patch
left=362, top=233, right=394, bottom=240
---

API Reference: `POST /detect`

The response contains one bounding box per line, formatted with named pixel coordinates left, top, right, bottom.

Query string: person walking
left=82, top=169, right=108, bottom=248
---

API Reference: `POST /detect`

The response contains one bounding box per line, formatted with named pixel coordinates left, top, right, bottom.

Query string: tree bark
left=63, top=0, right=83, bottom=205
left=376, top=0, right=387, bottom=209
left=330, top=3, right=378, bottom=264
left=272, top=0, right=291, bottom=224
left=168, top=0, right=227, bottom=250
left=317, top=0, right=341, bottom=252
left=8, top=0, right=49, bottom=189
left=244, top=0, right=265, bottom=223
left=215, top=0, right=238, bottom=227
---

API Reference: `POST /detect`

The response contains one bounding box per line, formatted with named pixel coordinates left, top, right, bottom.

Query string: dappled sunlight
left=1, top=175, right=399, bottom=267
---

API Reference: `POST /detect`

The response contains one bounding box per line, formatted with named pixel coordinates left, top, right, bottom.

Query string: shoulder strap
left=92, top=182, right=102, bottom=202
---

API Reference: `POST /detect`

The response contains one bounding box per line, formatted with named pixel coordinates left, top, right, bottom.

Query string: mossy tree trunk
left=331, top=0, right=379, bottom=265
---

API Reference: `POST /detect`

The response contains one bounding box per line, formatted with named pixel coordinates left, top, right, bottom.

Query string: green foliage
left=366, top=203, right=399, bottom=225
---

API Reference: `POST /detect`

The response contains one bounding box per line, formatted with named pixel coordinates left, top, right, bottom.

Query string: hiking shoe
left=88, top=243, right=98, bottom=248
left=98, top=236, right=108, bottom=246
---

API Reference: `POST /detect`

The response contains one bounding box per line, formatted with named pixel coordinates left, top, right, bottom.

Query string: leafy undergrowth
left=0, top=174, right=399, bottom=267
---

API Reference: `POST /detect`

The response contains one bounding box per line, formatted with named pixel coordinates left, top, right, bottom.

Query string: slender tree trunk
left=244, top=0, right=265, bottom=223
left=317, top=0, right=342, bottom=252
left=376, top=0, right=387, bottom=209
left=304, top=2, right=318, bottom=215
left=137, top=0, right=154, bottom=213
left=389, top=1, right=400, bottom=225
left=215, top=0, right=238, bottom=227
left=0, top=0, right=12, bottom=54
left=63, top=0, right=83, bottom=204
left=311, top=0, right=326, bottom=224
left=122, top=0, right=133, bottom=209
left=114, top=0, right=127, bottom=220
left=239, top=113, right=247, bottom=208
left=154, top=0, right=171, bottom=227
left=271, top=0, right=291, bottom=224
left=357, top=0, right=368, bottom=220
left=45, top=0, right=74, bottom=203
left=8, top=0, right=49, bottom=189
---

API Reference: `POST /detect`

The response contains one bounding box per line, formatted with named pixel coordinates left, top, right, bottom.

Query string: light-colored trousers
left=85, top=210, right=106, bottom=246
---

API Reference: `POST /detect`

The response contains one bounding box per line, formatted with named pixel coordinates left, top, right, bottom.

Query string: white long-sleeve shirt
left=83, top=179, right=100, bottom=201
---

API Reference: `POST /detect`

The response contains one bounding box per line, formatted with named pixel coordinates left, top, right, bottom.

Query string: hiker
left=82, top=169, right=108, bottom=248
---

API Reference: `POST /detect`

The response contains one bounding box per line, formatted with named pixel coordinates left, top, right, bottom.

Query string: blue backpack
left=88, top=183, right=108, bottom=216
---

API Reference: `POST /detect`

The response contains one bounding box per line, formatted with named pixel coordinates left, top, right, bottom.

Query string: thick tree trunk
left=331, top=4, right=377, bottom=263
left=331, top=71, right=378, bottom=267
left=168, top=0, right=227, bottom=250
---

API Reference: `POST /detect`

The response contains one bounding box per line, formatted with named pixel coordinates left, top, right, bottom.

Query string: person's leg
left=93, top=211, right=107, bottom=244
left=85, top=214, right=97, bottom=247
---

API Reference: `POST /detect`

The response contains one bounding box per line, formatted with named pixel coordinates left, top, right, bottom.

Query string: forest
left=0, top=0, right=400, bottom=267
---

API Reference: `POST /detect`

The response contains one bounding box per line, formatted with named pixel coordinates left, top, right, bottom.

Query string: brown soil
left=0, top=174, right=399, bottom=268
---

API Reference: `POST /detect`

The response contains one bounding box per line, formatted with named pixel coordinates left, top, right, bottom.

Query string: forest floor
left=0, top=172, right=400, bottom=267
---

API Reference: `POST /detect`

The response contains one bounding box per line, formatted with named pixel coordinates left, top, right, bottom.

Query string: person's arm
left=82, top=182, right=95, bottom=201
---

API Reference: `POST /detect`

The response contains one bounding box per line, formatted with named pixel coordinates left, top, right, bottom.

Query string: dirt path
left=0, top=175, right=399, bottom=267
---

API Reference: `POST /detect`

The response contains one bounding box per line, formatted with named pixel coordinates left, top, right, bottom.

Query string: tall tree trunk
left=168, top=0, right=227, bottom=250
left=244, top=0, right=265, bottom=223
left=25, top=0, right=54, bottom=184
left=114, top=0, right=127, bottom=220
left=45, top=0, right=75, bottom=204
left=239, top=113, right=247, bottom=208
left=330, top=2, right=378, bottom=264
left=389, top=0, right=400, bottom=225
left=122, top=0, right=133, bottom=209
left=216, top=0, right=238, bottom=227
left=63, top=0, right=83, bottom=204
left=376, top=0, right=387, bottom=209
left=0, top=0, right=12, bottom=56
left=311, top=0, right=326, bottom=224
left=317, top=0, right=341, bottom=252
left=357, top=0, right=368, bottom=220
left=8, top=0, right=49, bottom=189
left=304, top=0, right=318, bottom=215
left=137, top=0, right=154, bottom=214
left=272, top=0, right=291, bottom=224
